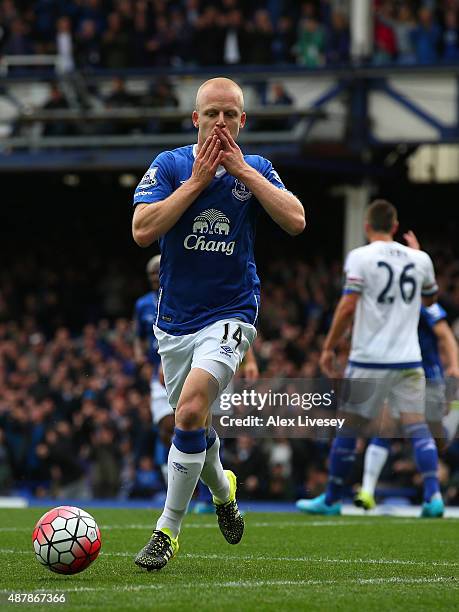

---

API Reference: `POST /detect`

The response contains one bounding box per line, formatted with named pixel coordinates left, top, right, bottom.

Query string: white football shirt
left=344, top=241, right=438, bottom=367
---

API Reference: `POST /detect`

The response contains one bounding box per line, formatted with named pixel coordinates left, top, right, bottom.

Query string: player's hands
left=319, top=349, right=338, bottom=378
left=214, top=126, right=247, bottom=177
left=191, top=134, right=223, bottom=189
left=403, top=230, right=420, bottom=250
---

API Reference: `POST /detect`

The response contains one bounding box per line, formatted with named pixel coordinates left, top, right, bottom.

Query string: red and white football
left=32, top=505, right=101, bottom=574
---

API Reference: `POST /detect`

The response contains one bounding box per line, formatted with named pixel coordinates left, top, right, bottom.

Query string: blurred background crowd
left=1, top=0, right=459, bottom=71
left=1, top=243, right=459, bottom=505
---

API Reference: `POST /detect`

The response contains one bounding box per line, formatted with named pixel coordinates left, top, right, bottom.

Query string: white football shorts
left=341, top=365, right=425, bottom=418
left=425, top=379, right=446, bottom=423
left=154, top=318, right=256, bottom=410
left=150, top=378, right=174, bottom=425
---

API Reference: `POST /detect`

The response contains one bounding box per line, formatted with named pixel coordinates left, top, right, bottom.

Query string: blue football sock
left=325, top=436, right=357, bottom=505
left=404, top=423, right=440, bottom=502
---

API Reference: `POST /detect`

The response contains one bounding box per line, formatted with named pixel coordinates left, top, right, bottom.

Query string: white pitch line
left=92, top=551, right=459, bottom=569
left=108, top=551, right=459, bottom=568
left=99, top=517, right=459, bottom=528
left=181, top=554, right=459, bottom=568
left=97, top=519, right=432, bottom=529
left=0, top=576, right=457, bottom=595
left=1, top=549, right=458, bottom=569
left=0, top=521, right=379, bottom=532
left=1, top=516, right=457, bottom=533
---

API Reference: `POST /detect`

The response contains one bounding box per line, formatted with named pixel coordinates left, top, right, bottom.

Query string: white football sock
left=443, top=401, right=459, bottom=442
left=156, top=444, right=206, bottom=538
left=199, top=435, right=230, bottom=504
left=361, top=443, right=389, bottom=496
left=160, top=463, right=168, bottom=485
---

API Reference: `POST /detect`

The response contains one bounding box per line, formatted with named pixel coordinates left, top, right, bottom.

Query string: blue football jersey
left=134, top=291, right=161, bottom=370
left=133, top=144, right=288, bottom=335
left=418, top=303, right=447, bottom=380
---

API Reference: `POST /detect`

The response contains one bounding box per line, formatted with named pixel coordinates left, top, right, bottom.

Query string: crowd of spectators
left=374, top=0, right=459, bottom=65
left=1, top=249, right=459, bottom=504
left=1, top=1, right=459, bottom=72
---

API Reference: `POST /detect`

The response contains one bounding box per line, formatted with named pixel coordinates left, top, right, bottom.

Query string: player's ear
left=240, top=112, right=246, bottom=129
left=192, top=110, right=199, bottom=129
left=392, top=220, right=399, bottom=235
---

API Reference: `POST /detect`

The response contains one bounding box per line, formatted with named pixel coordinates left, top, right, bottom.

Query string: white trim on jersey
left=422, top=283, right=439, bottom=296
left=253, top=293, right=259, bottom=325
left=155, top=287, right=163, bottom=327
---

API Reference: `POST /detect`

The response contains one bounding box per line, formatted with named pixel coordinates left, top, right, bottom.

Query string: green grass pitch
left=0, top=509, right=458, bottom=611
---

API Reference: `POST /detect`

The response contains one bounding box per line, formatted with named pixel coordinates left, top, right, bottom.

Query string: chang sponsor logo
left=184, top=208, right=235, bottom=256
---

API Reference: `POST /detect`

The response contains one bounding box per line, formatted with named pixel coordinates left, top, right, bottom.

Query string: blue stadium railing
left=2, top=62, right=459, bottom=172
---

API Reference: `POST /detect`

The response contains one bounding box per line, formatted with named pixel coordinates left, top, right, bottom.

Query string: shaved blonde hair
left=195, top=77, right=244, bottom=112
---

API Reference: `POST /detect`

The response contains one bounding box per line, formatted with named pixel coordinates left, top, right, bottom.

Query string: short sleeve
left=133, top=151, right=175, bottom=206
left=421, top=253, right=438, bottom=296
left=258, top=157, right=291, bottom=192
left=424, top=303, right=447, bottom=327
left=343, top=249, right=364, bottom=295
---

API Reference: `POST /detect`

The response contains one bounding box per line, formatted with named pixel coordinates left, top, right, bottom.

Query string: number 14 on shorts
left=221, top=322, right=242, bottom=348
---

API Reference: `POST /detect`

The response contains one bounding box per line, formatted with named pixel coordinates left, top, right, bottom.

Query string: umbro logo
left=219, top=345, right=234, bottom=358
left=172, top=462, right=188, bottom=474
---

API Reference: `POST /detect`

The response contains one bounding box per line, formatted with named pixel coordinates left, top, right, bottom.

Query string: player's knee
left=175, top=392, right=208, bottom=429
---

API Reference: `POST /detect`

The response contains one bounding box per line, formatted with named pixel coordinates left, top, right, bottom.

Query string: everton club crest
left=232, top=179, right=252, bottom=202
